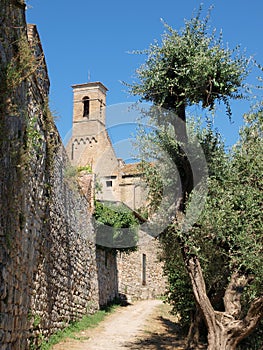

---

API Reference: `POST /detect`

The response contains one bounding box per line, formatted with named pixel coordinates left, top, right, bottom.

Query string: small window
left=106, top=180, right=113, bottom=187
left=142, top=254, right=146, bottom=285
left=83, top=96, right=90, bottom=117
left=71, top=143, right=74, bottom=160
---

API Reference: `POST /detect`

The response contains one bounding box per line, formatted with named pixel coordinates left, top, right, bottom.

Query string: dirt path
left=52, top=299, right=186, bottom=350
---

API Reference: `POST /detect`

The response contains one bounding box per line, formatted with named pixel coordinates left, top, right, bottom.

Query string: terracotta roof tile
left=120, top=162, right=142, bottom=176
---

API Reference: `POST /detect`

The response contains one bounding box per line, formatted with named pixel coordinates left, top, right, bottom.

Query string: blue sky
left=26, top=0, right=263, bottom=153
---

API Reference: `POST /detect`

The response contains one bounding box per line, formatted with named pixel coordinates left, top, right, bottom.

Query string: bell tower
left=67, top=81, right=119, bottom=177
left=72, top=81, right=107, bottom=125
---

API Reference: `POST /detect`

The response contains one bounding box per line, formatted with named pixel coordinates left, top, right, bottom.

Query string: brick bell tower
left=67, top=81, right=119, bottom=177
left=72, top=81, right=107, bottom=125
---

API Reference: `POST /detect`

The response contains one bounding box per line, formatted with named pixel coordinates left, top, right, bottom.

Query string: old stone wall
left=26, top=144, right=100, bottom=348
left=0, top=3, right=103, bottom=349
left=0, top=2, right=37, bottom=349
left=96, top=249, right=118, bottom=307
left=117, top=231, right=167, bottom=302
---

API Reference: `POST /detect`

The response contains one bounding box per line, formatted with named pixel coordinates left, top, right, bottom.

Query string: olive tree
left=185, top=107, right=263, bottom=349
left=128, top=7, right=262, bottom=350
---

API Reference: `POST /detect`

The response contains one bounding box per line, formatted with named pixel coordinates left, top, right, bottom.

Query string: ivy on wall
left=93, top=201, right=139, bottom=252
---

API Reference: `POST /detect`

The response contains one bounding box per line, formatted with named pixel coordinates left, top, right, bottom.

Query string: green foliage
left=42, top=99, right=58, bottom=172
left=159, top=122, right=229, bottom=322
left=77, top=165, right=92, bottom=173
left=64, top=165, right=78, bottom=179
left=93, top=201, right=139, bottom=251
left=127, top=4, right=263, bottom=346
left=26, top=115, right=43, bottom=153
left=198, top=109, right=263, bottom=285
left=129, top=6, right=250, bottom=119
left=64, top=165, right=92, bottom=183
left=0, top=34, right=41, bottom=115
left=129, top=5, right=262, bottom=346
left=33, top=315, right=41, bottom=328
left=160, top=229, right=194, bottom=328
left=238, top=319, right=263, bottom=350
left=136, top=118, right=219, bottom=221
left=189, top=110, right=263, bottom=346
left=143, top=112, right=263, bottom=347
left=20, top=99, right=56, bottom=173
left=137, top=109, right=263, bottom=344
left=6, top=35, right=37, bottom=89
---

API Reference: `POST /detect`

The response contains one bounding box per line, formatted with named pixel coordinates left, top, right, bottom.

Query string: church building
left=66, top=81, right=167, bottom=302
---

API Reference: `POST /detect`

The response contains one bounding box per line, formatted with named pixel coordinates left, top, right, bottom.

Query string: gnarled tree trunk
left=186, top=306, right=204, bottom=349
left=172, top=103, right=263, bottom=349
left=184, top=254, right=263, bottom=350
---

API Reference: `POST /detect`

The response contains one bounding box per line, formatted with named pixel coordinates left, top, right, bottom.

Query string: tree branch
left=242, top=296, right=263, bottom=334
left=184, top=253, right=216, bottom=330
left=223, top=270, right=250, bottom=318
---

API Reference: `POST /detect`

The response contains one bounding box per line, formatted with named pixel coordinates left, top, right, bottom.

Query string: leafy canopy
left=130, top=6, right=250, bottom=118
left=129, top=5, right=262, bottom=347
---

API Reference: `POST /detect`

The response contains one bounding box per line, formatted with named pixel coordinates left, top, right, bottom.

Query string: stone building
left=66, top=81, right=147, bottom=207
left=66, top=82, right=167, bottom=301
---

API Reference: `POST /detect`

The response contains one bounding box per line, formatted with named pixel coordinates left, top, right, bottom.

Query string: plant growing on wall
left=93, top=201, right=139, bottom=252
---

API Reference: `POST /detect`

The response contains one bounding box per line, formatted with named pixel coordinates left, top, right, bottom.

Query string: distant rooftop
left=72, top=81, right=108, bottom=91
left=121, top=162, right=143, bottom=176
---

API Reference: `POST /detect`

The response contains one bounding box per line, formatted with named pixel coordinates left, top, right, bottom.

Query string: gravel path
left=52, top=299, right=163, bottom=350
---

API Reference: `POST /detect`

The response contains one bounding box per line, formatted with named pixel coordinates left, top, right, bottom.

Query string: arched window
left=83, top=96, right=90, bottom=117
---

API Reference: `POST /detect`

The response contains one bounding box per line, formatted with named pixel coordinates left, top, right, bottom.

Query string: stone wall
left=96, top=249, right=118, bottom=307
left=0, top=3, right=104, bottom=349
left=0, top=2, right=38, bottom=349
left=117, top=230, right=167, bottom=302
left=27, top=144, right=100, bottom=348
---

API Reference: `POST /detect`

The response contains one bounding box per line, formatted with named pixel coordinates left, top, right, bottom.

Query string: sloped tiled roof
left=120, top=162, right=142, bottom=176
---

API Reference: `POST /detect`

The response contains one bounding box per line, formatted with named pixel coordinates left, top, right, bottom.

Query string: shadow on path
left=124, top=315, right=185, bottom=350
